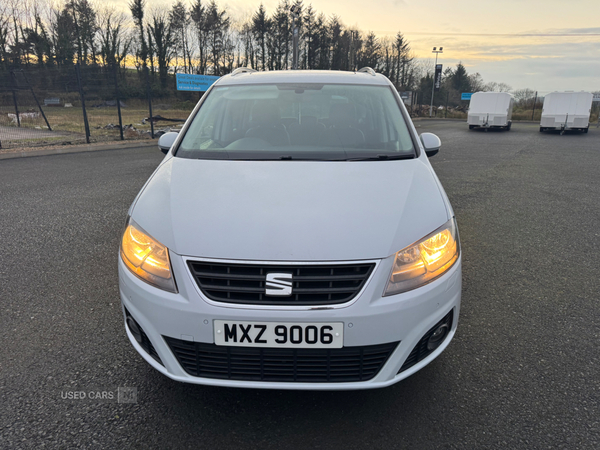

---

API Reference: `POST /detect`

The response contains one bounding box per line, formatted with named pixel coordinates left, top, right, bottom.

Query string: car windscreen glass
left=175, top=83, right=415, bottom=160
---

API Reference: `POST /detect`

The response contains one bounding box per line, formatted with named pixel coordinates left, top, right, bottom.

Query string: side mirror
left=158, top=132, right=179, bottom=154
left=420, top=132, right=441, bottom=158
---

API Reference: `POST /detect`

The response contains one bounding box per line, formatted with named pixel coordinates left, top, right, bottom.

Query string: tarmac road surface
left=0, top=121, right=598, bottom=449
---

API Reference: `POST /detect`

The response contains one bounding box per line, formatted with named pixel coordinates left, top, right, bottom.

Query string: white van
left=467, top=92, right=514, bottom=130
left=118, top=69, right=461, bottom=390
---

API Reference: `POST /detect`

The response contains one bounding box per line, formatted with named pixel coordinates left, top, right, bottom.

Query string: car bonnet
left=131, top=157, right=449, bottom=261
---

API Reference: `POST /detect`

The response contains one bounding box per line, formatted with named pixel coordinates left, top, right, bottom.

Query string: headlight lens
left=384, top=218, right=459, bottom=296
left=120, top=218, right=177, bottom=293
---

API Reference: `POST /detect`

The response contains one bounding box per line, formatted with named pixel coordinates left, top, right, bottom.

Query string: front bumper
left=118, top=251, right=462, bottom=390
left=467, top=114, right=509, bottom=128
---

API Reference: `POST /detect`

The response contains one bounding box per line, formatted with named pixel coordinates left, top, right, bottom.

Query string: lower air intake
left=164, top=338, right=398, bottom=383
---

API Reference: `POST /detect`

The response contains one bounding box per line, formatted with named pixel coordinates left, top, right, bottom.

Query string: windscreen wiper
left=344, top=154, right=415, bottom=161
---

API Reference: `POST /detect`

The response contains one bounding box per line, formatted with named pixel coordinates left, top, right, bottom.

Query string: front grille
left=398, top=309, right=453, bottom=374
left=187, top=261, right=376, bottom=306
left=164, top=338, right=398, bottom=383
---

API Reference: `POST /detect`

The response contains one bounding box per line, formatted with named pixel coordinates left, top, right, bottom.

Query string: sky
left=109, top=0, right=600, bottom=93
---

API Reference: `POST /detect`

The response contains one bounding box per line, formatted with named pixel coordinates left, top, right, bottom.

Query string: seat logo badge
left=265, top=273, right=293, bottom=296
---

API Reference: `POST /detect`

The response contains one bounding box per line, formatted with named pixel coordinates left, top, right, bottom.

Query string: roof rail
left=231, top=67, right=257, bottom=76
left=358, top=67, right=376, bottom=76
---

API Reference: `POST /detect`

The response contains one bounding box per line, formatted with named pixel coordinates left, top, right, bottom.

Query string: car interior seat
left=288, top=116, right=326, bottom=146
left=245, top=102, right=291, bottom=146
left=318, top=103, right=365, bottom=148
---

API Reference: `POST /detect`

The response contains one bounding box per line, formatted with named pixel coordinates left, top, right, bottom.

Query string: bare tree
left=97, top=7, right=131, bottom=68
left=23, top=8, right=53, bottom=66
left=68, top=0, right=98, bottom=65
left=512, top=88, right=536, bottom=107
left=495, top=82, right=512, bottom=92
left=0, top=1, right=10, bottom=68
left=9, top=0, right=27, bottom=65
left=469, top=72, right=486, bottom=92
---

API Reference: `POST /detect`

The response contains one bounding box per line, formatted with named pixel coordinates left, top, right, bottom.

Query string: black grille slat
left=187, top=261, right=375, bottom=306
left=190, top=272, right=266, bottom=281
left=199, top=284, right=267, bottom=293
left=189, top=271, right=368, bottom=283
left=164, top=337, right=398, bottom=383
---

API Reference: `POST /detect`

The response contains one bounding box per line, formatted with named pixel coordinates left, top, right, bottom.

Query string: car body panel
left=131, top=158, right=448, bottom=262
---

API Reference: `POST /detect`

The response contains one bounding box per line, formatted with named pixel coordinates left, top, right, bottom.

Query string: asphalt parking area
left=0, top=121, right=598, bottom=448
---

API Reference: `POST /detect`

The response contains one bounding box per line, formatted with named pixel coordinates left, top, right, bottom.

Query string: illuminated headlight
left=120, top=218, right=177, bottom=293
left=384, top=218, right=459, bottom=296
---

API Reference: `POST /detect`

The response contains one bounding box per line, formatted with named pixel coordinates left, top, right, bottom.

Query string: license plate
left=214, top=320, right=344, bottom=348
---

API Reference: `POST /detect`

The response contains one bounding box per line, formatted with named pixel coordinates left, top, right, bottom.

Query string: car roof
left=216, top=70, right=391, bottom=87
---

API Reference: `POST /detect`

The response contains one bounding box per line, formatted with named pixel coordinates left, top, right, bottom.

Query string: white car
left=118, top=68, right=461, bottom=390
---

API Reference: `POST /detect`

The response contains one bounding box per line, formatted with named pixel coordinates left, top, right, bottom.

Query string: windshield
left=175, top=83, right=415, bottom=161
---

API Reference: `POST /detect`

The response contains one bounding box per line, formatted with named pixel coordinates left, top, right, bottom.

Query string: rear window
left=176, top=83, right=415, bottom=161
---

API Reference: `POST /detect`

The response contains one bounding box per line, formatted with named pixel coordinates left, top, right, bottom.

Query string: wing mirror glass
left=420, top=132, right=441, bottom=158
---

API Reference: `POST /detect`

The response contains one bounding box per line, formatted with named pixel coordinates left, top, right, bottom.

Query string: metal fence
left=2, top=66, right=599, bottom=150
left=405, top=90, right=599, bottom=123
left=0, top=64, right=198, bottom=150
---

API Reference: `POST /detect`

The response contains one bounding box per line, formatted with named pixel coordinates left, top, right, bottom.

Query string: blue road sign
left=461, top=93, right=473, bottom=100
left=176, top=74, right=220, bottom=92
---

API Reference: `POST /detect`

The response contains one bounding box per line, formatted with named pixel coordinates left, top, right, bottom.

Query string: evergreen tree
left=128, top=0, right=148, bottom=70
left=357, top=31, right=380, bottom=70
left=251, top=3, right=270, bottom=71
left=451, top=62, right=471, bottom=93
left=169, top=1, right=190, bottom=74
left=148, top=10, right=174, bottom=88
left=50, top=6, right=77, bottom=66
left=190, top=0, right=207, bottom=74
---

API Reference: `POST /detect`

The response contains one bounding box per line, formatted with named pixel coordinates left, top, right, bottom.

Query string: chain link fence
left=0, top=65, right=199, bottom=150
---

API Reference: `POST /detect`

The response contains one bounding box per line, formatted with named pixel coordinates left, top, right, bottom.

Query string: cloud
left=556, top=27, right=600, bottom=35
left=461, top=53, right=600, bottom=92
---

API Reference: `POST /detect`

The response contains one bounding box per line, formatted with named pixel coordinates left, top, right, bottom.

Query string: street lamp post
left=429, top=47, right=443, bottom=118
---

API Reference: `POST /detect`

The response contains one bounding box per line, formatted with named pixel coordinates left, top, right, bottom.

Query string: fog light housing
left=426, top=323, right=449, bottom=351
left=398, top=309, right=454, bottom=374
left=124, top=308, right=163, bottom=365
left=126, top=316, right=143, bottom=344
